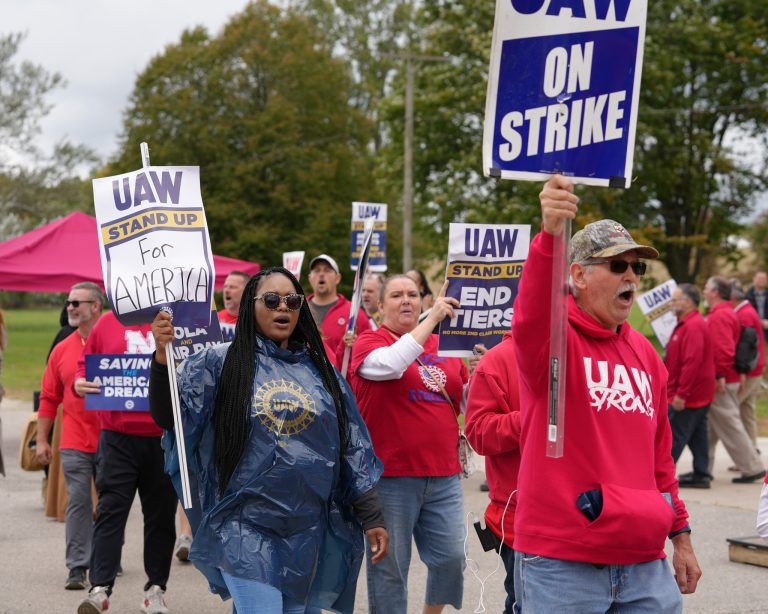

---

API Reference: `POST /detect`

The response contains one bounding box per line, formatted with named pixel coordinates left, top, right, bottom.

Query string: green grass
left=757, top=393, right=768, bottom=434
left=2, top=309, right=60, bottom=399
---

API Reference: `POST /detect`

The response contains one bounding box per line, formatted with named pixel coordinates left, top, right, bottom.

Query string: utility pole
left=398, top=52, right=452, bottom=272
left=403, top=55, right=414, bottom=272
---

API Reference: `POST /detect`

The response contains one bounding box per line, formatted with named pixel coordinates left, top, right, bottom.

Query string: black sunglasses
left=65, top=300, right=96, bottom=308
left=586, top=259, right=647, bottom=276
left=254, top=292, right=304, bottom=311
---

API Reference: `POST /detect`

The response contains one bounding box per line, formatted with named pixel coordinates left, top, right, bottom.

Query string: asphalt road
left=1, top=396, right=767, bottom=614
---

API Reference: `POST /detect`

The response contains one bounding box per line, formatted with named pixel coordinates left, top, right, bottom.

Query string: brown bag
left=19, top=413, right=44, bottom=472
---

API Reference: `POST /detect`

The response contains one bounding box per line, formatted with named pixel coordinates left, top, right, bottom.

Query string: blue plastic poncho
left=162, top=336, right=382, bottom=613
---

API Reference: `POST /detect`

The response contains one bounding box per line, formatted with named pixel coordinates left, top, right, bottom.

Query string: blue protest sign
left=438, top=223, right=531, bottom=357
left=483, top=0, right=648, bottom=188
left=84, top=354, right=152, bottom=411
left=351, top=202, right=387, bottom=272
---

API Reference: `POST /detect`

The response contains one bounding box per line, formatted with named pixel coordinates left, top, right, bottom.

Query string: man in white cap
left=307, top=254, right=370, bottom=352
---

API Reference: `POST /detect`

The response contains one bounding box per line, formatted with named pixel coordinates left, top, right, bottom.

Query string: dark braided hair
left=213, top=266, right=350, bottom=496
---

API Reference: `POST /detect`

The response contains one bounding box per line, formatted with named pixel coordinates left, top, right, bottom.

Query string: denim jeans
left=221, top=572, right=321, bottom=614
left=514, top=553, right=682, bottom=613
left=499, top=543, right=516, bottom=614
left=366, top=475, right=465, bottom=613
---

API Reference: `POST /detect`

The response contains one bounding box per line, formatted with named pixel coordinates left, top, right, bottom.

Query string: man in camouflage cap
left=511, top=175, right=700, bottom=613
left=569, top=219, right=659, bottom=265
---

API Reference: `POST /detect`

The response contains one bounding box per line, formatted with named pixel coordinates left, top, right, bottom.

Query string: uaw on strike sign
left=483, top=0, right=647, bottom=188
left=93, top=166, right=214, bottom=327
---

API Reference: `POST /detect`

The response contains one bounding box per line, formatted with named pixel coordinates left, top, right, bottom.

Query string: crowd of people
left=3, top=176, right=767, bottom=613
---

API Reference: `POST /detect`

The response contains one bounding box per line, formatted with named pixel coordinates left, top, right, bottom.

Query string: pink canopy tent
left=0, top=211, right=260, bottom=292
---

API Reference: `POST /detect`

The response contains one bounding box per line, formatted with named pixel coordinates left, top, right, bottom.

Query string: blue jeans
left=514, top=553, right=682, bottom=613
left=221, top=572, right=321, bottom=614
left=366, top=476, right=465, bottom=613
left=499, top=543, right=515, bottom=614
left=668, top=404, right=710, bottom=478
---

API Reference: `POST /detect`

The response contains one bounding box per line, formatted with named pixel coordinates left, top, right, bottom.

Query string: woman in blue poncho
left=148, top=267, right=388, bottom=614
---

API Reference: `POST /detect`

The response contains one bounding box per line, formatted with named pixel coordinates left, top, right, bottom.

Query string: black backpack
left=734, top=326, right=759, bottom=374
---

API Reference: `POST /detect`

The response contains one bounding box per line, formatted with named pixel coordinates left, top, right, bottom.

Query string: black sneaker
left=678, top=477, right=711, bottom=489
left=678, top=474, right=711, bottom=489
left=732, top=470, right=766, bottom=484
left=479, top=481, right=490, bottom=493
left=65, top=567, right=88, bottom=590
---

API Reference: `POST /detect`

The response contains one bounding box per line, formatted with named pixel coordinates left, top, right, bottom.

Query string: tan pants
left=737, top=375, right=764, bottom=448
left=708, top=382, right=764, bottom=476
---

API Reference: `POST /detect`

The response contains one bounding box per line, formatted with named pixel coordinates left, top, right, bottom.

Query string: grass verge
left=2, top=309, right=60, bottom=400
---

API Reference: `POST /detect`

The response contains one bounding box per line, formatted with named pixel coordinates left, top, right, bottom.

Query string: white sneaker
left=140, top=585, right=169, bottom=614
left=173, top=534, right=192, bottom=562
left=77, top=585, right=109, bottom=613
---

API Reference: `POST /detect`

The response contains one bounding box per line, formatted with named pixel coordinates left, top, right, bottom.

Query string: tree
left=372, top=0, right=768, bottom=277
left=0, top=33, right=97, bottom=240
left=371, top=0, right=542, bottom=265
left=108, top=1, right=375, bottom=273
left=605, top=0, right=768, bottom=282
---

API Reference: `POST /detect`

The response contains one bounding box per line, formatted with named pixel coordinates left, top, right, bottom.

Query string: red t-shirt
left=308, top=293, right=371, bottom=354
left=349, top=327, right=468, bottom=476
left=39, top=331, right=101, bottom=453
left=218, top=308, right=237, bottom=341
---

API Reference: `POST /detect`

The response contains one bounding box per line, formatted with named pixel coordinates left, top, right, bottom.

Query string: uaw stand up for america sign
left=483, top=0, right=647, bottom=187
left=92, top=166, right=214, bottom=327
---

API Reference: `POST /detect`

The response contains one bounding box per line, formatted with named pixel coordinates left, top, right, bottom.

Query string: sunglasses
left=586, top=259, right=647, bottom=276
left=254, top=292, right=304, bottom=311
left=65, top=300, right=96, bottom=308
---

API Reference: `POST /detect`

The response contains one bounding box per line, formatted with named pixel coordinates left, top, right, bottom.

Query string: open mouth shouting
left=616, top=283, right=637, bottom=307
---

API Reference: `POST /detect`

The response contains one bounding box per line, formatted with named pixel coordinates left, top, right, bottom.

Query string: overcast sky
left=4, top=0, right=253, bottom=167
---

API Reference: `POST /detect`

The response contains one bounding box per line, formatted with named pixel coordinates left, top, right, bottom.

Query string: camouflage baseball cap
left=569, top=219, right=659, bottom=264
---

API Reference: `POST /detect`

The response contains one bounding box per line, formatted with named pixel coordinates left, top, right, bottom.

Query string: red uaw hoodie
left=512, top=231, right=688, bottom=564
left=75, top=311, right=161, bottom=437
left=465, top=331, right=520, bottom=548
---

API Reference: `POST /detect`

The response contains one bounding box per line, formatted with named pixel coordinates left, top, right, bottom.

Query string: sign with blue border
left=85, top=354, right=151, bottom=412
left=438, top=223, right=530, bottom=357
left=351, top=202, right=387, bottom=272
left=483, top=0, right=648, bottom=188
left=637, top=279, right=677, bottom=348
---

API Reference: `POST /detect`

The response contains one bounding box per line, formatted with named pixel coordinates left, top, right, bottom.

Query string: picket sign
left=140, top=142, right=192, bottom=510
left=482, top=3, right=648, bottom=458
left=547, top=218, right=570, bottom=458
left=341, top=217, right=375, bottom=378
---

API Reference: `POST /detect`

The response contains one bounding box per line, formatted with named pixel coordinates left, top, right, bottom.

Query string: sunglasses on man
left=584, top=259, right=647, bottom=276
left=254, top=292, right=304, bottom=311
left=65, top=300, right=96, bottom=308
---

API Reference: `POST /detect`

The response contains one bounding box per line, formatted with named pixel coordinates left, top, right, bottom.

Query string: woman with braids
left=148, top=267, right=387, bottom=614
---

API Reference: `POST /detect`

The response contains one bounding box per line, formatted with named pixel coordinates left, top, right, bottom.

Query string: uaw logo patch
left=418, top=364, right=446, bottom=393
left=252, top=378, right=316, bottom=436
left=583, top=357, right=654, bottom=419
